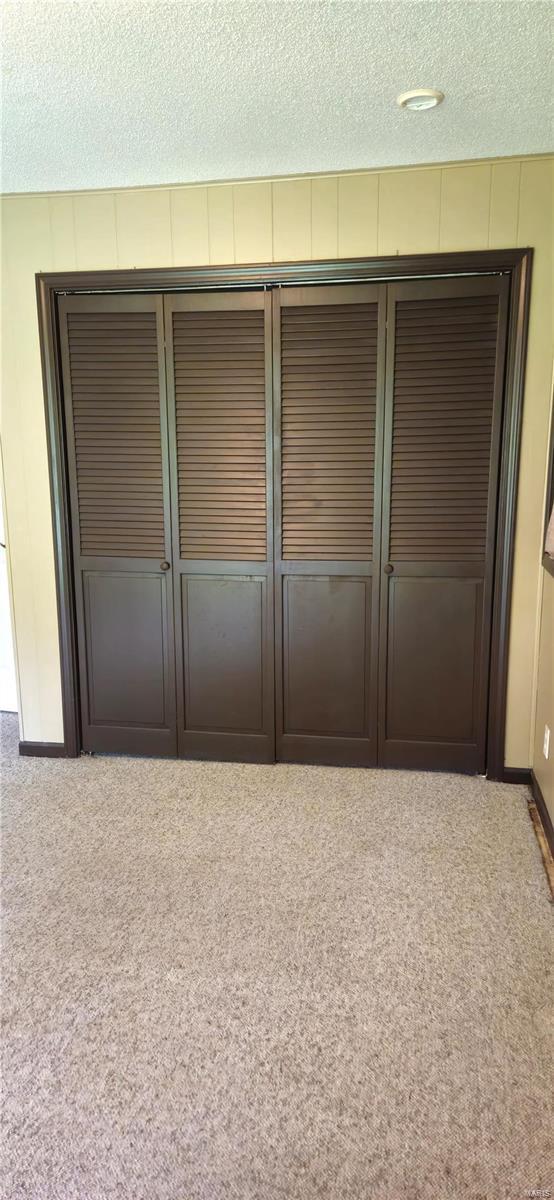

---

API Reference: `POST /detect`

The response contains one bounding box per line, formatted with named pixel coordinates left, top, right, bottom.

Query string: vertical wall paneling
left=505, top=156, right=554, bottom=763
left=1, top=222, right=39, bottom=738
left=171, top=187, right=210, bottom=266
left=233, top=182, right=273, bottom=263
left=2, top=197, right=61, bottom=740
left=338, top=174, right=379, bottom=256
left=272, top=179, right=311, bottom=261
left=3, top=195, right=52, bottom=307
left=116, top=190, right=172, bottom=267
left=489, top=161, right=521, bottom=248
left=49, top=196, right=77, bottom=270
left=439, top=165, right=492, bottom=251
left=378, top=170, right=441, bottom=256
left=533, top=569, right=554, bottom=814
left=207, top=187, right=235, bottom=264
left=73, top=193, right=118, bottom=270
left=311, top=176, right=338, bottom=259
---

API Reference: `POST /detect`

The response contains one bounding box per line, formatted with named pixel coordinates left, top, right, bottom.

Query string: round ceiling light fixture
left=397, top=88, right=445, bottom=111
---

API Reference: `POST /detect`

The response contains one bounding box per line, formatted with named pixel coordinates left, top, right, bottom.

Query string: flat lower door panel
left=165, top=291, right=275, bottom=762
left=180, top=573, right=272, bottom=760
left=82, top=571, right=175, bottom=754
left=279, top=572, right=374, bottom=765
left=381, top=574, right=484, bottom=771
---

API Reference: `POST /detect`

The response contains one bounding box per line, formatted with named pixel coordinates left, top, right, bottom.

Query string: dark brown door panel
left=165, top=291, right=275, bottom=762
left=180, top=572, right=273, bottom=761
left=283, top=575, right=368, bottom=736
left=59, top=294, right=177, bottom=757
left=378, top=277, right=510, bottom=772
left=274, top=284, right=386, bottom=765
left=381, top=573, right=484, bottom=770
left=278, top=571, right=375, bottom=765
left=82, top=570, right=175, bottom=754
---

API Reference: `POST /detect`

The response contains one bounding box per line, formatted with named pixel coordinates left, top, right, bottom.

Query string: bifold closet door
left=274, top=285, right=386, bottom=766
left=379, top=276, right=509, bottom=772
left=59, top=295, right=177, bottom=755
left=165, top=292, right=274, bottom=762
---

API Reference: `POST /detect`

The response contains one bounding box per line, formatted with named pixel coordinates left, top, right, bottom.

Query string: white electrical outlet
left=543, top=725, right=550, bottom=760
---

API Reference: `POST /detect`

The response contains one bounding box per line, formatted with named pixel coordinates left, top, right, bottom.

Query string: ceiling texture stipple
left=1, top=0, right=553, bottom=195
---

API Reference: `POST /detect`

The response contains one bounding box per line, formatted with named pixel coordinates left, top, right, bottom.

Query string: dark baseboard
left=499, top=766, right=532, bottom=785
left=530, top=770, right=554, bottom=858
left=19, top=741, right=67, bottom=758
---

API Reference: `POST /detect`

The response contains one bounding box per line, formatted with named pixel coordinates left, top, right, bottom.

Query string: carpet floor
left=1, top=711, right=552, bottom=1200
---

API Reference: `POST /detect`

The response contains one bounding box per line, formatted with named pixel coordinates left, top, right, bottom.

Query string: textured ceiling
left=2, top=0, right=553, bottom=194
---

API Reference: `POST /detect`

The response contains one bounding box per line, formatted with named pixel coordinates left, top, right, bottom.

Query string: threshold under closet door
left=378, top=276, right=509, bottom=772
left=59, top=294, right=177, bottom=755
left=274, top=284, right=386, bottom=766
left=164, top=291, right=275, bottom=762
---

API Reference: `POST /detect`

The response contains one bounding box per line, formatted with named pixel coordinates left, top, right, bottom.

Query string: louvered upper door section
left=387, top=282, right=505, bottom=563
left=169, top=294, right=268, bottom=562
left=279, top=287, right=382, bottom=561
left=61, top=297, right=166, bottom=559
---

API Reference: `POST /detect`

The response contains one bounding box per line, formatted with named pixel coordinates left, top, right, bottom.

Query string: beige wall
left=534, top=568, right=554, bottom=818
left=1, top=156, right=553, bottom=763
left=533, top=377, right=554, bottom=817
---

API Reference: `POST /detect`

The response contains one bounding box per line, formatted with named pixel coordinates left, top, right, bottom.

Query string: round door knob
left=160, top=561, right=171, bottom=571
left=384, top=563, right=394, bottom=575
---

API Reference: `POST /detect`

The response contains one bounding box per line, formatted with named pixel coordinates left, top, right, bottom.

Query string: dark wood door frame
left=36, top=248, right=532, bottom=779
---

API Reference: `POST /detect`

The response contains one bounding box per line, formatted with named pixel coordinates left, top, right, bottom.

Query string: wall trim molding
left=19, top=740, right=67, bottom=758
left=500, top=767, right=532, bottom=785
left=36, top=248, right=533, bottom=773
left=530, top=770, right=554, bottom=858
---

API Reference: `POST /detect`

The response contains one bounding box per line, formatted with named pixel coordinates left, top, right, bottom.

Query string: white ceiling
left=2, top=0, right=553, bottom=195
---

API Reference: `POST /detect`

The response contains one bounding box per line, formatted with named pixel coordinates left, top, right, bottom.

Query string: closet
left=59, top=272, right=509, bottom=773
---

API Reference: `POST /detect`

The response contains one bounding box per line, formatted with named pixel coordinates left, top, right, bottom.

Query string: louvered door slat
left=66, top=311, right=165, bottom=558
left=281, top=303, right=378, bottom=561
left=389, top=294, right=499, bottom=562
left=172, top=309, right=266, bottom=561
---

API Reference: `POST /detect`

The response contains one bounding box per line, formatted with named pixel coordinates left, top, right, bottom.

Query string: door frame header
left=36, top=248, right=532, bottom=777
left=39, top=247, right=524, bottom=295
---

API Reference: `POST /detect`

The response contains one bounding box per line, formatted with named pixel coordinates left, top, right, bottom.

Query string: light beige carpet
left=1, top=712, right=552, bottom=1200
